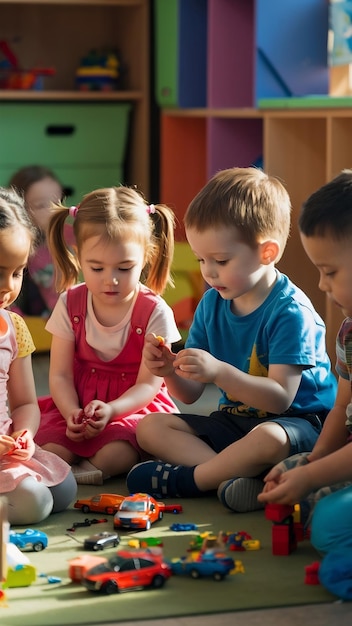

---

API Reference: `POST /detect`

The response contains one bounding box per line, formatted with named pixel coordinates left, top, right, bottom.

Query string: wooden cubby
left=0, top=0, right=150, bottom=196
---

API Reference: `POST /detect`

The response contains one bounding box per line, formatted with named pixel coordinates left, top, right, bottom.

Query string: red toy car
left=113, top=493, right=163, bottom=531
left=82, top=549, right=172, bottom=594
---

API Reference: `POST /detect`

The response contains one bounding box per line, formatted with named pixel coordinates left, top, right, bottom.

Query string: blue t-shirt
left=185, top=271, right=336, bottom=418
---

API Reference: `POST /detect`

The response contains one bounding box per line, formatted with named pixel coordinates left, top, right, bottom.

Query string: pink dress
left=35, top=284, right=179, bottom=456
left=0, top=310, right=70, bottom=493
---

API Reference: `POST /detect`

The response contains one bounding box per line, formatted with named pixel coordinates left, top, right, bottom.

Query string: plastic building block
left=265, top=503, right=294, bottom=523
left=304, top=561, right=320, bottom=585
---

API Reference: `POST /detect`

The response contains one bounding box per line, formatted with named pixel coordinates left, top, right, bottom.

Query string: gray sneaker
left=217, top=477, right=265, bottom=513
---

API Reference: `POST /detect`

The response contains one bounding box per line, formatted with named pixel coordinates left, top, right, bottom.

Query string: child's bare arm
left=7, top=354, right=40, bottom=436
left=6, top=354, right=40, bottom=460
left=259, top=442, right=352, bottom=505
left=309, top=376, right=350, bottom=461
left=49, top=335, right=87, bottom=440
left=174, top=348, right=303, bottom=415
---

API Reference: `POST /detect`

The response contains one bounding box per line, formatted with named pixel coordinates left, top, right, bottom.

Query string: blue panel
left=178, top=0, right=207, bottom=107
left=256, top=0, right=329, bottom=100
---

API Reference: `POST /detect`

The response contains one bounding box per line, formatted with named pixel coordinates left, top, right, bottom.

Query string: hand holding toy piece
left=0, top=434, right=17, bottom=457
left=5, top=430, right=35, bottom=461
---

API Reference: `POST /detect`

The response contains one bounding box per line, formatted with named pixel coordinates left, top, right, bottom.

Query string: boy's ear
left=260, top=240, right=280, bottom=265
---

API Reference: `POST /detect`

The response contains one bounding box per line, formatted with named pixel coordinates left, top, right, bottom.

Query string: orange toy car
left=74, top=493, right=125, bottom=515
left=113, top=493, right=163, bottom=531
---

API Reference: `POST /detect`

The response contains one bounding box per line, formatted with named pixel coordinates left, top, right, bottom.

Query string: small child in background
left=9, top=165, right=74, bottom=316
left=126, top=167, right=337, bottom=512
left=0, top=187, right=76, bottom=525
left=35, top=185, right=181, bottom=485
left=258, top=170, right=352, bottom=600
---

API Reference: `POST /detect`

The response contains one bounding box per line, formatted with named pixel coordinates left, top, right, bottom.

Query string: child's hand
left=143, top=333, right=176, bottom=377
left=7, top=430, right=35, bottom=461
left=65, top=409, right=86, bottom=442
left=81, top=401, right=113, bottom=438
left=0, top=434, right=17, bottom=457
left=258, top=465, right=314, bottom=505
left=173, top=348, right=219, bottom=383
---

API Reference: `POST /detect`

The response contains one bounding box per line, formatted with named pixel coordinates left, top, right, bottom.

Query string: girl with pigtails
left=35, top=186, right=181, bottom=485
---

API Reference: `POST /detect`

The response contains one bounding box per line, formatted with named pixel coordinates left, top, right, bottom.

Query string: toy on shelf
left=0, top=40, right=55, bottom=90
left=75, top=48, right=121, bottom=91
left=74, top=493, right=125, bottom=515
left=81, top=549, right=172, bottom=594
left=9, top=528, right=48, bottom=552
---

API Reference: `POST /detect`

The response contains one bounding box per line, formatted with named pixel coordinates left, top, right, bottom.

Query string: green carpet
left=1, top=478, right=336, bottom=626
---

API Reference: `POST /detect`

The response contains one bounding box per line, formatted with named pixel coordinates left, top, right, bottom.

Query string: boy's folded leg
left=275, top=451, right=311, bottom=473
left=126, top=460, right=203, bottom=498
left=217, top=477, right=265, bottom=513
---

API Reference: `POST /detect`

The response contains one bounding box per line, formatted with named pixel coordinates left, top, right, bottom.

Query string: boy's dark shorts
left=176, top=410, right=325, bottom=455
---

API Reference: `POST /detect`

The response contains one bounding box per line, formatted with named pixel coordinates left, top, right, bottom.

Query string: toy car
left=9, top=528, right=48, bottom=552
left=83, top=532, right=120, bottom=551
left=113, top=493, right=163, bottom=531
left=82, top=549, right=172, bottom=594
left=159, top=503, right=183, bottom=514
left=74, top=493, right=125, bottom=515
left=170, top=523, right=198, bottom=532
left=168, top=552, right=235, bottom=581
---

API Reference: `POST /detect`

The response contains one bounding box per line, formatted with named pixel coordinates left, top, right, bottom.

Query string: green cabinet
left=0, top=103, right=131, bottom=205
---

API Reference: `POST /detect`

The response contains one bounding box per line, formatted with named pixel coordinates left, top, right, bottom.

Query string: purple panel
left=208, top=0, right=256, bottom=107
left=207, top=117, right=263, bottom=177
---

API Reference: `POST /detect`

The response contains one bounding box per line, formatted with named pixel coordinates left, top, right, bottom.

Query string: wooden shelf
left=0, top=0, right=150, bottom=194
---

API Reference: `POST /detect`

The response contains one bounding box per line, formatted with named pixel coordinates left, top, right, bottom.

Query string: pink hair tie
left=69, top=205, right=78, bottom=218
left=146, top=204, right=155, bottom=215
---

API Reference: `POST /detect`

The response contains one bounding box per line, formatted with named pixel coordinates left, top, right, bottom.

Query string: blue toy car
left=169, top=523, right=198, bottom=532
left=168, top=552, right=235, bottom=581
left=9, top=528, right=48, bottom=552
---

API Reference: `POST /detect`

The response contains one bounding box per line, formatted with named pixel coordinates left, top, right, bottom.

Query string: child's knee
left=50, top=470, right=77, bottom=513
left=311, top=487, right=352, bottom=553
left=137, top=412, right=163, bottom=438
left=7, top=476, right=54, bottom=525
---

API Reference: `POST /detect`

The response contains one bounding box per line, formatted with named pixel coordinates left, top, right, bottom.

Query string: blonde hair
left=47, top=186, right=175, bottom=295
left=184, top=167, right=291, bottom=254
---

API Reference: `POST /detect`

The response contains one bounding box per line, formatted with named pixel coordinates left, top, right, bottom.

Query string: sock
left=174, top=465, right=204, bottom=497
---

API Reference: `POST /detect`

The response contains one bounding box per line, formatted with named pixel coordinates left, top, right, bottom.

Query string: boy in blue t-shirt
left=127, top=167, right=337, bottom=513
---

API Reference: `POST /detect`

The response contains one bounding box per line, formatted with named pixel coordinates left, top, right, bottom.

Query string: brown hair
left=47, top=186, right=175, bottom=295
left=0, top=187, right=38, bottom=255
left=9, top=165, right=62, bottom=199
left=184, top=167, right=291, bottom=254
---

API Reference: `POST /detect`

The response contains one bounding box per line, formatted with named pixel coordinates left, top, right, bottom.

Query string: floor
left=32, top=353, right=352, bottom=625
